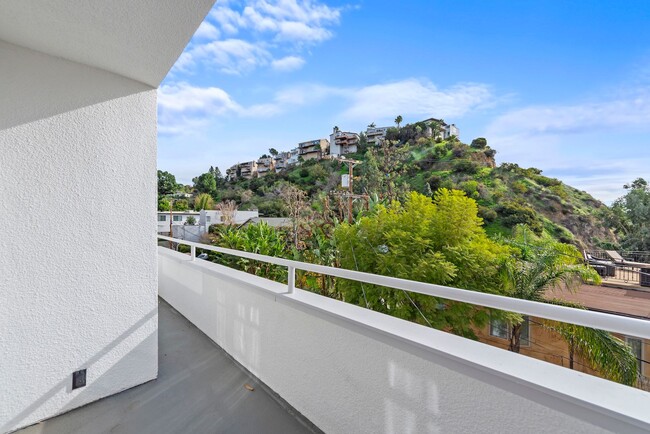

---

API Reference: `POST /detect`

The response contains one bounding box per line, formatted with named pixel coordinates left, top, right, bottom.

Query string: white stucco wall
left=0, top=41, right=158, bottom=432
left=158, top=248, right=650, bottom=434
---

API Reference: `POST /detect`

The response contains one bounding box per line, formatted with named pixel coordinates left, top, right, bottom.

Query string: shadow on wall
left=0, top=40, right=153, bottom=132
left=2, top=308, right=157, bottom=433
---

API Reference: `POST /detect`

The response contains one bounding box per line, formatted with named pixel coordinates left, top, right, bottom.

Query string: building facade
left=329, top=127, right=360, bottom=156
left=366, top=126, right=390, bottom=146
left=298, top=139, right=329, bottom=161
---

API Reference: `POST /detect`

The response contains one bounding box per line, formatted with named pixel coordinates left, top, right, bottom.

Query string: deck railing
left=158, top=235, right=650, bottom=340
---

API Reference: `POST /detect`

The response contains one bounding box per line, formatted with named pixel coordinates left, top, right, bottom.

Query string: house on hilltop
left=421, top=118, right=460, bottom=140
left=329, top=127, right=360, bottom=156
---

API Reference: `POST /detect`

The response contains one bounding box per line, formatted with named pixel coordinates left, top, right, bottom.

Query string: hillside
left=212, top=126, right=617, bottom=249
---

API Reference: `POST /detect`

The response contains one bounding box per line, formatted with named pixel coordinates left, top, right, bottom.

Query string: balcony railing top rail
left=158, top=235, right=650, bottom=340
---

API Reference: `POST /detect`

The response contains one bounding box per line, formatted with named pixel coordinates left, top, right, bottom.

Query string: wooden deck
left=546, top=284, right=650, bottom=320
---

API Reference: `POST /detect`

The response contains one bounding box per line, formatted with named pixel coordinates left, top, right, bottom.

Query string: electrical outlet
left=72, top=369, right=86, bottom=390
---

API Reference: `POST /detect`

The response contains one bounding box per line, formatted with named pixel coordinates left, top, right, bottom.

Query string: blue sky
left=158, top=0, right=650, bottom=203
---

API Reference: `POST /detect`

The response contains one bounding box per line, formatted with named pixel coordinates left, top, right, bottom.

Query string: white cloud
left=484, top=86, right=650, bottom=202
left=340, top=79, right=495, bottom=122
left=189, top=38, right=272, bottom=75
left=173, top=0, right=343, bottom=74
left=194, top=21, right=220, bottom=40
left=158, top=83, right=243, bottom=134
left=271, top=55, right=305, bottom=71
left=158, top=78, right=496, bottom=136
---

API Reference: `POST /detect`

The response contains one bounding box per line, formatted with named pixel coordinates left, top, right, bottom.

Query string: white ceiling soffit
left=0, top=0, right=216, bottom=87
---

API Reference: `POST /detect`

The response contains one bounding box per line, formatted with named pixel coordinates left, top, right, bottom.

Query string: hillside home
left=257, top=156, right=275, bottom=176
left=330, top=127, right=360, bottom=156
left=366, top=126, right=390, bottom=145
left=298, top=139, right=329, bottom=161
left=287, top=147, right=300, bottom=165
left=239, top=160, right=258, bottom=179
left=274, top=151, right=291, bottom=171
left=421, top=118, right=460, bottom=139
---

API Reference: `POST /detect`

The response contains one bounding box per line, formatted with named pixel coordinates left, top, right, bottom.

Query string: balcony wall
left=158, top=247, right=650, bottom=434
left=0, top=41, right=159, bottom=432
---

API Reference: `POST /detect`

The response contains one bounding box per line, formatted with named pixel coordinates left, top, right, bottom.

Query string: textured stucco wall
left=158, top=248, right=650, bottom=434
left=0, top=42, right=158, bottom=432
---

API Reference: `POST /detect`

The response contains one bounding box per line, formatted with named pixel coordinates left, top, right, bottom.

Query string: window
left=626, top=336, right=643, bottom=375
left=489, top=316, right=530, bottom=347
left=206, top=216, right=211, bottom=223
left=158, top=215, right=166, bottom=222
left=173, top=215, right=182, bottom=222
left=490, top=319, right=509, bottom=340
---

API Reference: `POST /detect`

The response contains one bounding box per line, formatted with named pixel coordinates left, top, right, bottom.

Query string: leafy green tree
left=194, top=193, right=214, bottom=211
left=193, top=172, right=217, bottom=196
left=334, top=190, right=512, bottom=337
left=174, top=199, right=189, bottom=211
left=394, top=115, right=403, bottom=129
left=359, top=140, right=410, bottom=202
left=611, top=178, right=650, bottom=250
left=185, top=216, right=197, bottom=225
left=269, top=148, right=279, bottom=156
left=158, top=198, right=171, bottom=211
left=158, top=170, right=178, bottom=196
left=470, top=137, right=488, bottom=149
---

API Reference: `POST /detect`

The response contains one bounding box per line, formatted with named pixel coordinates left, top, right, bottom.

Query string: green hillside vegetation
left=198, top=122, right=616, bottom=249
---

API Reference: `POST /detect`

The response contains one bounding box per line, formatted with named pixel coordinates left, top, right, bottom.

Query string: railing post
left=190, top=245, right=196, bottom=261
left=287, top=266, right=295, bottom=294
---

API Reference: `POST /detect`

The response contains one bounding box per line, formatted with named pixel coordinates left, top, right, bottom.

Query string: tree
left=158, top=170, right=178, bottom=196
left=611, top=178, right=650, bottom=250
left=269, top=148, right=279, bottom=156
left=216, top=200, right=238, bottom=226
left=209, top=166, right=225, bottom=188
left=368, top=122, right=376, bottom=128
left=360, top=140, right=410, bottom=202
left=185, top=216, right=197, bottom=225
left=280, top=184, right=308, bottom=249
left=428, top=120, right=442, bottom=140
left=334, top=190, right=512, bottom=337
left=174, top=199, right=189, bottom=211
left=543, top=302, right=638, bottom=386
left=193, top=172, right=217, bottom=196
left=158, top=198, right=171, bottom=211
left=195, top=193, right=214, bottom=211
left=394, top=115, right=403, bottom=129
left=502, top=225, right=600, bottom=353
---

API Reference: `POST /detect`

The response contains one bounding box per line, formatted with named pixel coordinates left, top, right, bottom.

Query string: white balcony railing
left=157, top=235, right=650, bottom=433
left=157, top=236, right=650, bottom=339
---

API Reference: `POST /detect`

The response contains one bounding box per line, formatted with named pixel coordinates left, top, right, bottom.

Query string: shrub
left=452, top=146, right=466, bottom=158
left=511, top=181, right=528, bottom=194
left=470, top=137, right=488, bottom=149
left=550, top=184, right=568, bottom=200
left=496, top=201, right=543, bottom=234
left=484, top=148, right=497, bottom=158
left=453, top=159, right=479, bottom=174
left=478, top=206, right=498, bottom=223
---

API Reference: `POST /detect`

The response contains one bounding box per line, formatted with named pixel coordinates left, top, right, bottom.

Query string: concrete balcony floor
left=17, top=299, right=316, bottom=434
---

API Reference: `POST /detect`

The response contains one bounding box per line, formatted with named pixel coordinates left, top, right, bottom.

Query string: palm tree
left=394, top=115, right=403, bottom=129
left=504, top=225, right=599, bottom=352
left=503, top=225, right=638, bottom=385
